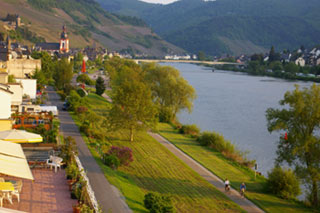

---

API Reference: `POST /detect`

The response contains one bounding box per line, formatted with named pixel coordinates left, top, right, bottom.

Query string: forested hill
left=97, top=0, right=320, bottom=56
left=0, top=0, right=184, bottom=57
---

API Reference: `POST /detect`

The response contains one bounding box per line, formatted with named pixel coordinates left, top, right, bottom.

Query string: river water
left=161, top=62, right=313, bottom=175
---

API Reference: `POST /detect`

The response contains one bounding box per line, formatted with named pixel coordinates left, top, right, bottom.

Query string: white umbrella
left=0, top=140, right=25, bottom=159
left=0, top=140, right=34, bottom=180
left=0, top=129, right=42, bottom=143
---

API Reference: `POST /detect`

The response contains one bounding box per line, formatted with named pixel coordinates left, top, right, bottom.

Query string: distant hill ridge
left=97, top=0, right=320, bottom=56
left=0, top=0, right=184, bottom=57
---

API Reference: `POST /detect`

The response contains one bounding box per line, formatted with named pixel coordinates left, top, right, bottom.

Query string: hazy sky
left=139, top=0, right=178, bottom=4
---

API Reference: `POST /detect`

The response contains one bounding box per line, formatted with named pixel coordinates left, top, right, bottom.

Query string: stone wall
left=6, top=59, right=41, bottom=78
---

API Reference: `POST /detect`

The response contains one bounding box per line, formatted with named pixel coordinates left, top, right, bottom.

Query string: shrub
left=144, top=192, right=175, bottom=213
left=197, top=131, right=255, bottom=167
left=103, top=155, right=120, bottom=170
left=267, top=167, right=300, bottom=199
left=107, top=146, right=133, bottom=166
left=77, top=88, right=87, bottom=97
left=77, top=74, right=95, bottom=85
left=179, top=124, right=200, bottom=137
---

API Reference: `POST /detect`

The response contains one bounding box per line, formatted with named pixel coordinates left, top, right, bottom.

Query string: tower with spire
left=59, top=25, right=69, bottom=53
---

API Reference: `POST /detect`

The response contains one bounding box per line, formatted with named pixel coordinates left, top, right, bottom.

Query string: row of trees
left=105, top=57, right=196, bottom=142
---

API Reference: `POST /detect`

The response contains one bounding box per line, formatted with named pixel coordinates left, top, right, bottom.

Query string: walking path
left=148, top=132, right=264, bottom=213
left=46, top=87, right=131, bottom=213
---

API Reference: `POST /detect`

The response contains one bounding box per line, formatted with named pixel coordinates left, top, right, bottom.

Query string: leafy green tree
left=95, top=76, right=105, bottom=96
left=109, top=67, right=157, bottom=142
left=266, top=84, right=320, bottom=207
left=76, top=74, right=95, bottom=85
left=54, top=58, right=73, bottom=91
left=197, top=51, right=206, bottom=61
left=143, top=63, right=196, bottom=122
left=284, top=62, right=299, bottom=74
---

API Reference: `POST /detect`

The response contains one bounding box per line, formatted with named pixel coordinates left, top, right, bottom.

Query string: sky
left=139, top=0, right=179, bottom=4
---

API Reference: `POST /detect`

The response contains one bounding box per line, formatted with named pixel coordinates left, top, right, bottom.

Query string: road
left=46, top=86, right=131, bottom=213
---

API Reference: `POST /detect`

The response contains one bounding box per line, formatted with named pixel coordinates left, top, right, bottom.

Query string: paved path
left=148, top=132, right=264, bottom=213
left=46, top=87, right=131, bottom=213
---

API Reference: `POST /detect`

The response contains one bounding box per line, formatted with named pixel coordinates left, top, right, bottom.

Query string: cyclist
left=224, top=178, right=230, bottom=192
left=240, top=182, right=246, bottom=197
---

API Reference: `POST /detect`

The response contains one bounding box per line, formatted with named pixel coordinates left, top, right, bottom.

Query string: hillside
left=97, top=0, right=320, bottom=56
left=0, top=0, right=185, bottom=57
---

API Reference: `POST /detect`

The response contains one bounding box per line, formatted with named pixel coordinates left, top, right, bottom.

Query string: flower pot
left=72, top=206, right=80, bottom=213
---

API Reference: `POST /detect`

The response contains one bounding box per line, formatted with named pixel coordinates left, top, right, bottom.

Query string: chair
left=46, top=156, right=63, bottom=173
left=0, top=192, right=4, bottom=207
left=11, top=181, right=22, bottom=203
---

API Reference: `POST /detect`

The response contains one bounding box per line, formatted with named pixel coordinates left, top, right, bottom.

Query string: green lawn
left=72, top=93, right=244, bottom=212
left=157, top=123, right=315, bottom=213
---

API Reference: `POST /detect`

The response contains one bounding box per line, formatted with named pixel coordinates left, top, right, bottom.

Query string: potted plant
left=72, top=202, right=82, bottom=213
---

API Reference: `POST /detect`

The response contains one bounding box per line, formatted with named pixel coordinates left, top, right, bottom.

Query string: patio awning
left=0, top=129, right=42, bottom=143
left=0, top=140, right=34, bottom=180
left=0, top=140, right=25, bottom=159
left=0, top=154, right=34, bottom=180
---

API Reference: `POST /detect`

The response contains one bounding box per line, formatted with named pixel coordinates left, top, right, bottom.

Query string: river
left=161, top=62, right=314, bottom=175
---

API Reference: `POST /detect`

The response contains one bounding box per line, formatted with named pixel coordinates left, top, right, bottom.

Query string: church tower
left=59, top=25, right=69, bottom=53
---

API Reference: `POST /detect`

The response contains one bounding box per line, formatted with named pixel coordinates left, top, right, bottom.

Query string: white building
left=0, top=84, right=12, bottom=119
left=8, top=83, right=23, bottom=106
left=295, top=57, right=305, bottom=67
left=16, top=78, right=37, bottom=99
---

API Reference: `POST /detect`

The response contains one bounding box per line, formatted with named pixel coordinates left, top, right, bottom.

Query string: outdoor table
left=0, top=182, right=14, bottom=205
left=0, top=182, right=14, bottom=192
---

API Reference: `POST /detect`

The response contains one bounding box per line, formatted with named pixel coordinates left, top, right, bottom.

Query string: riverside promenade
left=46, top=86, right=131, bottom=213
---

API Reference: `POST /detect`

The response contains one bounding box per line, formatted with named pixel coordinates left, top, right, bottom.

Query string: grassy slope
left=157, top=123, right=316, bottom=213
left=72, top=93, right=244, bottom=212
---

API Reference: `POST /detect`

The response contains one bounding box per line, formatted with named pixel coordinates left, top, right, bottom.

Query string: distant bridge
left=134, top=59, right=242, bottom=66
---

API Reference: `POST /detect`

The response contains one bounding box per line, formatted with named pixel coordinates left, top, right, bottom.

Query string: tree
left=266, top=84, right=320, bottom=207
left=95, top=76, right=105, bottom=96
left=269, top=46, right=280, bottom=62
left=54, top=58, right=73, bottom=91
left=143, top=63, right=196, bottom=122
left=197, top=51, right=206, bottom=61
left=109, top=67, right=157, bottom=142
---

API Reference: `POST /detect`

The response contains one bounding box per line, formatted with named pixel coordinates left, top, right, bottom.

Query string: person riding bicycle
left=224, top=178, right=230, bottom=191
left=240, top=182, right=246, bottom=197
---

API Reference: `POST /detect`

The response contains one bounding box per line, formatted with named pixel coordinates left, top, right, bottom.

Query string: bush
left=103, top=155, right=120, bottom=170
left=77, top=74, right=95, bottom=85
left=144, top=192, right=175, bottom=213
left=107, top=146, right=133, bottom=166
left=197, top=131, right=255, bottom=167
left=179, top=124, right=200, bottom=137
left=267, top=167, right=300, bottom=199
left=77, top=88, right=87, bottom=97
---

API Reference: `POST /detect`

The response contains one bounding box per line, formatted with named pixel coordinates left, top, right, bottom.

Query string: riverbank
left=212, top=64, right=320, bottom=83
left=157, top=123, right=315, bottom=213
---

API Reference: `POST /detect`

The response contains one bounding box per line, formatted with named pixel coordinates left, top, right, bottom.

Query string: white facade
left=0, top=88, right=13, bottom=119
left=16, top=78, right=37, bottom=99
left=295, top=57, right=305, bottom=67
left=8, top=83, right=23, bottom=106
